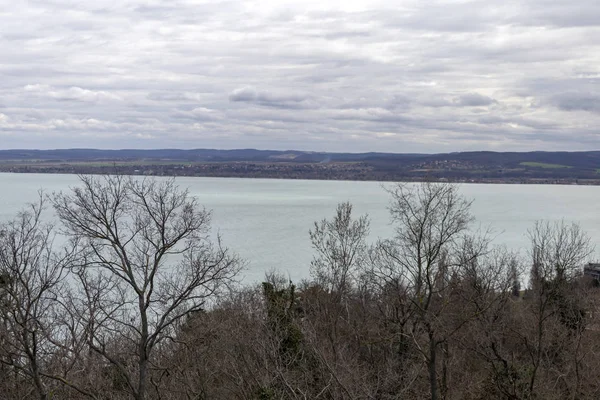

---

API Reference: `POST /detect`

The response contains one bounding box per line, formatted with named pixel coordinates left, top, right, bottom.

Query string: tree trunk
left=138, top=296, right=149, bottom=400
left=441, top=341, right=449, bottom=400
left=428, top=334, right=438, bottom=400
left=30, top=349, right=48, bottom=400
left=137, top=356, right=148, bottom=400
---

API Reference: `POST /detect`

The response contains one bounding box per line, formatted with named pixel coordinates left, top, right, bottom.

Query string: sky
left=1, top=0, right=599, bottom=153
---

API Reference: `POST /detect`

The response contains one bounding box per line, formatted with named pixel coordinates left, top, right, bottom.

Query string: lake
left=0, top=173, right=599, bottom=283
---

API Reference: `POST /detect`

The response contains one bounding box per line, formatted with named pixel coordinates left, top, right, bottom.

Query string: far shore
left=1, top=163, right=599, bottom=186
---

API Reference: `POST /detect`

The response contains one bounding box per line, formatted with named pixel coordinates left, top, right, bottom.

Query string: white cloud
left=24, top=85, right=123, bottom=102
left=1, top=0, right=600, bottom=151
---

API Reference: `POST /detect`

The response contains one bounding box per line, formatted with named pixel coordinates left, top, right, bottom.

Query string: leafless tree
left=0, top=194, right=78, bottom=400
left=370, top=182, right=482, bottom=400
left=529, top=220, right=593, bottom=285
left=523, top=220, right=593, bottom=397
left=309, top=201, right=370, bottom=296
left=52, top=175, right=241, bottom=400
left=451, top=247, right=525, bottom=399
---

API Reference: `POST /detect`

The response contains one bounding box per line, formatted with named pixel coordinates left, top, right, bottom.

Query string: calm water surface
left=1, top=173, right=598, bottom=283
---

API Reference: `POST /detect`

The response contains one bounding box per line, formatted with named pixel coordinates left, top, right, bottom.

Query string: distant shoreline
left=1, top=165, right=599, bottom=186
left=1, top=148, right=600, bottom=185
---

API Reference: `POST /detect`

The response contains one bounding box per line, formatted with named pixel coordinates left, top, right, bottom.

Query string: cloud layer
left=1, top=0, right=599, bottom=152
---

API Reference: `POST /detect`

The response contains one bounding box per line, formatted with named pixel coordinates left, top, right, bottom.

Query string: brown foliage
left=1, top=181, right=599, bottom=400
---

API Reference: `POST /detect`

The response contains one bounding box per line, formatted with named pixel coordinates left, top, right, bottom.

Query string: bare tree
left=309, top=202, right=370, bottom=295
left=0, top=194, right=77, bottom=400
left=529, top=220, right=593, bottom=285
left=307, top=203, right=370, bottom=373
left=451, top=247, right=526, bottom=399
left=52, top=175, right=241, bottom=400
left=371, top=182, right=480, bottom=400
left=524, top=220, right=593, bottom=397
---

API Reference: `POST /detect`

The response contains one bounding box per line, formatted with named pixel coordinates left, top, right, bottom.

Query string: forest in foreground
left=0, top=176, right=599, bottom=400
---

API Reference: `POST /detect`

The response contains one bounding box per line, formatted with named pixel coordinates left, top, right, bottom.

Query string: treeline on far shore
left=3, top=161, right=600, bottom=186
left=0, top=176, right=599, bottom=399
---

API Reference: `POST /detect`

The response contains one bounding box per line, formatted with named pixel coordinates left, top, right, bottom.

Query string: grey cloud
left=551, top=92, right=600, bottom=113
left=515, top=76, right=600, bottom=99
left=1, top=0, right=600, bottom=152
left=229, top=87, right=258, bottom=102
left=454, top=93, right=498, bottom=107
left=229, top=87, right=316, bottom=109
left=476, top=115, right=558, bottom=130
left=417, top=94, right=496, bottom=108
left=514, top=0, right=600, bottom=28
left=421, top=98, right=454, bottom=108
left=171, top=107, right=221, bottom=122
left=330, top=108, right=411, bottom=124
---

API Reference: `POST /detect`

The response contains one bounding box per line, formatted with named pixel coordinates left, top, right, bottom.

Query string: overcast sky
left=1, top=0, right=599, bottom=152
